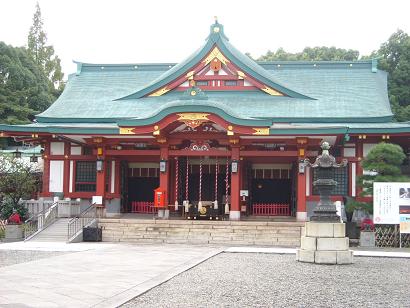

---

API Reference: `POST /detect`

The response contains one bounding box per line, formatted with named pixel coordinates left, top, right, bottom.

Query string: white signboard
left=373, top=182, right=410, bottom=224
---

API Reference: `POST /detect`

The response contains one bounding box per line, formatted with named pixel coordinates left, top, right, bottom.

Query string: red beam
left=169, top=149, right=231, bottom=157
left=105, top=149, right=160, bottom=156
left=240, top=150, right=298, bottom=157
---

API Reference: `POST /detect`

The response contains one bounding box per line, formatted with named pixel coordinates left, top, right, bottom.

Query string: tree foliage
left=27, top=2, right=64, bottom=95
left=0, top=155, right=40, bottom=220
left=258, top=30, right=410, bottom=122
left=258, top=46, right=360, bottom=62
left=347, top=143, right=410, bottom=215
left=358, top=143, right=409, bottom=197
left=371, top=30, right=410, bottom=121
left=0, top=42, right=55, bottom=124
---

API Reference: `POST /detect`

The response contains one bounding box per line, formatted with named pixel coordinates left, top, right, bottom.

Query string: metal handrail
left=67, top=203, right=97, bottom=242
left=24, top=201, right=58, bottom=240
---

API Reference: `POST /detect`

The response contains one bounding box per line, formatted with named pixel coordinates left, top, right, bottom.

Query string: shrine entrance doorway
left=250, top=164, right=294, bottom=216
left=127, top=163, right=159, bottom=213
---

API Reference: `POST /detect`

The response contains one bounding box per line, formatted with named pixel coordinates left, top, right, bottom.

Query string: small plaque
left=92, top=196, right=103, bottom=205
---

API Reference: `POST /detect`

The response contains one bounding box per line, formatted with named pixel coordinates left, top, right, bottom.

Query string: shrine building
left=1, top=21, right=410, bottom=221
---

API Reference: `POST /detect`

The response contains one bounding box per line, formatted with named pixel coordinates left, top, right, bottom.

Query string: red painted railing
left=131, top=201, right=157, bottom=213
left=252, top=203, right=290, bottom=216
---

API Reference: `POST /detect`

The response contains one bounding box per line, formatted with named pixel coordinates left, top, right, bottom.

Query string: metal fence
left=375, top=225, right=410, bottom=248
left=131, top=201, right=157, bottom=213
left=252, top=203, right=290, bottom=216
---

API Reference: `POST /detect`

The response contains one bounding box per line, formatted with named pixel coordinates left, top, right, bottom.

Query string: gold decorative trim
left=177, top=113, right=210, bottom=121
left=186, top=71, right=195, bottom=80
left=177, top=113, right=210, bottom=129
left=252, top=128, right=269, bottom=135
left=202, top=47, right=230, bottom=65
left=119, top=127, right=135, bottom=135
left=237, top=71, right=246, bottom=79
left=148, top=86, right=170, bottom=97
left=261, top=86, right=283, bottom=96
left=296, top=137, right=308, bottom=145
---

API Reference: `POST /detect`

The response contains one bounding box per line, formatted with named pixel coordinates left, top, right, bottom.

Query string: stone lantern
left=296, top=142, right=353, bottom=264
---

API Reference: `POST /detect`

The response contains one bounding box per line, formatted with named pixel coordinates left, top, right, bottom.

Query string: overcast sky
left=1, top=0, right=409, bottom=76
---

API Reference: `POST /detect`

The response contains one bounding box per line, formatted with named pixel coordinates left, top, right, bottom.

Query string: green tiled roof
left=35, top=61, right=392, bottom=124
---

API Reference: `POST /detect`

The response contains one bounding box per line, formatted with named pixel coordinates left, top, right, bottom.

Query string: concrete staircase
left=28, top=218, right=70, bottom=242
left=99, top=219, right=304, bottom=247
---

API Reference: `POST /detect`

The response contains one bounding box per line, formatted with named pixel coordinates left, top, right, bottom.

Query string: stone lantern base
left=296, top=222, right=353, bottom=265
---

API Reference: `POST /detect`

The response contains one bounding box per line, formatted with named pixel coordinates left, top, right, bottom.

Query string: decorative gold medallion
left=210, top=58, right=222, bottom=72
left=190, top=90, right=197, bottom=96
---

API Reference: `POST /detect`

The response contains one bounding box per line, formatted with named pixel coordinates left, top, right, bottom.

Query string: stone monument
left=296, top=142, right=353, bottom=264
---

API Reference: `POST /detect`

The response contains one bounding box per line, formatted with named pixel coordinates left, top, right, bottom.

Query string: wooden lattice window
left=196, top=81, right=208, bottom=86
left=224, top=80, right=237, bottom=86
left=75, top=161, right=96, bottom=192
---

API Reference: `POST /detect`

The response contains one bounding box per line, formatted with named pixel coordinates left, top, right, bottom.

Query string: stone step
left=99, top=219, right=302, bottom=247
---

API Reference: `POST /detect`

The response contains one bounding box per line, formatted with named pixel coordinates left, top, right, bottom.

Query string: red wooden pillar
left=296, top=169, right=307, bottom=221
left=296, top=139, right=307, bottom=221
left=356, top=140, right=364, bottom=197
left=230, top=146, right=241, bottom=220
left=159, top=146, right=169, bottom=205
left=41, top=141, right=51, bottom=197
left=63, top=142, right=70, bottom=197
left=95, top=147, right=106, bottom=206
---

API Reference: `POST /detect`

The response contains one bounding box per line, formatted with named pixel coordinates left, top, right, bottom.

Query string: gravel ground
left=123, top=253, right=410, bottom=308
left=0, top=250, right=69, bottom=268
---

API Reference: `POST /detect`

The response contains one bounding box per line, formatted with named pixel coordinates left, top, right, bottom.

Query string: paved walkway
left=0, top=242, right=222, bottom=308
left=0, top=241, right=409, bottom=308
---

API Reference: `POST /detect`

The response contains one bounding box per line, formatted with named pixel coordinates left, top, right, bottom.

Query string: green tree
left=366, top=30, right=410, bottom=121
left=0, top=154, right=40, bottom=220
left=258, top=46, right=359, bottom=61
left=347, top=143, right=409, bottom=215
left=0, top=42, right=54, bottom=124
left=27, top=2, right=64, bottom=94
left=358, top=143, right=409, bottom=196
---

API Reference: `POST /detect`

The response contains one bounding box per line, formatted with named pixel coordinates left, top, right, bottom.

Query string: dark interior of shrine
left=251, top=179, right=292, bottom=204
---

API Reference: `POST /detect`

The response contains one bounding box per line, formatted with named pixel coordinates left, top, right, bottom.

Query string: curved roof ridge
left=116, top=21, right=313, bottom=100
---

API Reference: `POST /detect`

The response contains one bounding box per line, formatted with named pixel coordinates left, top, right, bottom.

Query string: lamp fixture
left=96, top=158, right=104, bottom=172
